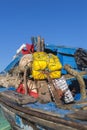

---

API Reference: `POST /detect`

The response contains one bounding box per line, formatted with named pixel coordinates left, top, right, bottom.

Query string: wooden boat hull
left=0, top=107, right=11, bottom=130
left=0, top=90, right=87, bottom=130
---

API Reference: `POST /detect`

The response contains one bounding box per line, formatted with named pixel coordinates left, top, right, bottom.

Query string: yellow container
left=32, top=70, right=47, bottom=79
left=48, top=54, right=62, bottom=71
left=32, top=52, right=62, bottom=79
left=32, top=70, right=61, bottom=79
left=33, top=52, right=49, bottom=61
left=32, top=60, right=48, bottom=71
left=49, top=71, right=61, bottom=79
left=32, top=52, right=49, bottom=71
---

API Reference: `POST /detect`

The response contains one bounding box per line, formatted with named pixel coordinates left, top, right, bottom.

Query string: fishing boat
left=0, top=36, right=87, bottom=130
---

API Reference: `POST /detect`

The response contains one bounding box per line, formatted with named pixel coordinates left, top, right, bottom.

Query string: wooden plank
left=41, top=38, right=45, bottom=52
left=1, top=103, right=77, bottom=130
left=37, top=36, right=41, bottom=52
left=2, top=105, right=39, bottom=130
left=0, top=90, right=37, bottom=105
left=66, top=110, right=87, bottom=121
left=0, top=107, right=11, bottom=130
left=0, top=97, right=87, bottom=130
left=47, top=75, right=63, bottom=106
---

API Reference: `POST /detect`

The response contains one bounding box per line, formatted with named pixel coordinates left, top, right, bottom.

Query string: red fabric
left=26, top=44, right=34, bottom=52
left=21, top=43, right=34, bottom=55
left=16, top=84, right=39, bottom=98
left=16, top=84, right=25, bottom=94
left=29, top=91, right=39, bottom=98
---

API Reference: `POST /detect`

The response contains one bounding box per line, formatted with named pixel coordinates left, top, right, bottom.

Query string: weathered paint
left=0, top=108, right=11, bottom=130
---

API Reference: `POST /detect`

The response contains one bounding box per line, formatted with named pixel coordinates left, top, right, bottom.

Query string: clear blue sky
left=0, top=0, right=87, bottom=71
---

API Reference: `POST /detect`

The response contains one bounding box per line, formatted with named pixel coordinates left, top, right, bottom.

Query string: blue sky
left=0, top=0, right=87, bottom=71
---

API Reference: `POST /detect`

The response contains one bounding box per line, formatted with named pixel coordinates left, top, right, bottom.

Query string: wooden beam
left=0, top=97, right=87, bottom=130
left=0, top=90, right=37, bottom=105
left=1, top=103, right=77, bottom=130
